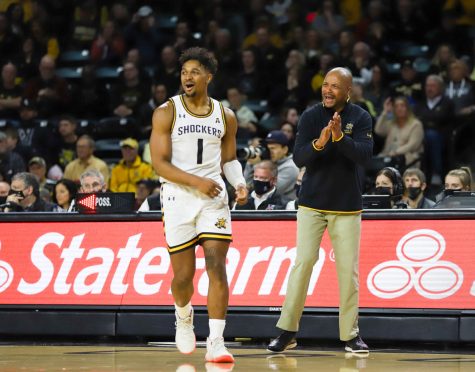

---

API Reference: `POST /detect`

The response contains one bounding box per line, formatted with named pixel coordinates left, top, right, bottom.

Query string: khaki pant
left=276, top=207, right=361, bottom=341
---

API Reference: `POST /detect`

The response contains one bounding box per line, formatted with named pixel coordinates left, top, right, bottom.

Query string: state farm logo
left=367, top=229, right=463, bottom=299
left=0, top=242, right=14, bottom=293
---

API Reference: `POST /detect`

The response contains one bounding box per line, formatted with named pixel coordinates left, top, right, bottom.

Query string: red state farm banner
left=0, top=220, right=474, bottom=309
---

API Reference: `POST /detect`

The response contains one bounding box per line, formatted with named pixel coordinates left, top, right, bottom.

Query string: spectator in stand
left=68, top=0, right=106, bottom=50
left=302, top=28, right=324, bottom=66
left=283, top=49, right=313, bottom=112
left=14, top=36, right=42, bottom=84
left=0, top=179, right=10, bottom=205
left=249, top=25, right=285, bottom=86
left=154, top=45, right=181, bottom=97
left=123, top=5, right=165, bottom=67
left=334, top=29, right=355, bottom=67
left=401, top=168, right=435, bottom=208
left=435, top=166, right=473, bottom=203
left=414, top=75, right=455, bottom=186
left=0, top=130, right=25, bottom=182
left=109, top=60, right=151, bottom=119
left=243, top=130, right=299, bottom=201
left=374, top=166, right=405, bottom=209
left=285, top=167, right=305, bottom=210
left=426, top=11, right=471, bottom=56
left=310, top=0, right=346, bottom=50
left=280, top=122, right=296, bottom=152
left=90, top=20, right=126, bottom=66
left=236, top=48, right=268, bottom=101
left=283, top=106, right=299, bottom=127
left=0, top=11, right=21, bottom=65
left=429, top=43, right=457, bottom=82
left=348, top=41, right=375, bottom=87
left=67, top=168, right=108, bottom=212
left=52, top=178, right=78, bottom=212
left=22, top=54, right=71, bottom=118
left=390, top=59, right=424, bottom=105
left=375, top=96, right=424, bottom=169
left=2, top=171, right=61, bottom=212
left=5, top=2, right=27, bottom=38
left=134, top=178, right=156, bottom=211
left=355, top=0, right=388, bottom=41
left=445, top=59, right=475, bottom=118
left=70, top=64, right=109, bottom=120
left=15, top=98, right=50, bottom=161
left=234, top=160, right=286, bottom=210
left=63, top=135, right=109, bottom=185
left=0, top=61, right=22, bottom=120
left=137, top=83, right=169, bottom=140
left=49, top=115, right=78, bottom=172
left=365, top=62, right=390, bottom=117
left=444, top=166, right=472, bottom=191
left=170, top=19, right=200, bottom=57
left=2, top=126, right=28, bottom=166
left=28, top=18, right=60, bottom=60
left=310, top=52, right=336, bottom=98
left=386, top=0, right=428, bottom=43
left=137, top=179, right=161, bottom=211
left=222, top=85, right=258, bottom=143
left=27, top=155, right=55, bottom=192
left=109, top=138, right=155, bottom=193
left=350, top=81, right=377, bottom=119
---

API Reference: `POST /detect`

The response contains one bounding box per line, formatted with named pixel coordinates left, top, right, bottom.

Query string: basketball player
left=150, top=47, right=248, bottom=363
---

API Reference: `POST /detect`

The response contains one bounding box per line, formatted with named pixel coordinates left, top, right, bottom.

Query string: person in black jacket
left=234, top=160, right=286, bottom=210
left=268, top=67, right=373, bottom=354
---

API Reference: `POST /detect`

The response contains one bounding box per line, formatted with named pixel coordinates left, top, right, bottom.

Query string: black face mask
left=253, top=180, right=272, bottom=195
left=374, top=186, right=392, bottom=195
left=0, top=196, right=6, bottom=205
left=294, top=183, right=301, bottom=198
left=407, top=186, right=422, bottom=200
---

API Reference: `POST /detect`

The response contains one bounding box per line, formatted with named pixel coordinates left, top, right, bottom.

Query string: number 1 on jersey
left=197, top=138, right=203, bottom=164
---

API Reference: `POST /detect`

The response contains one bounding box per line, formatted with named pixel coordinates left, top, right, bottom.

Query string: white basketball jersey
left=162, top=94, right=226, bottom=183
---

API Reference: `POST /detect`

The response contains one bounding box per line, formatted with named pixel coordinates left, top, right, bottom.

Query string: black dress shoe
left=344, top=335, right=369, bottom=353
left=267, top=330, right=297, bottom=352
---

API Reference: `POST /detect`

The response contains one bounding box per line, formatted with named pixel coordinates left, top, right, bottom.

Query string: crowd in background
left=0, top=0, right=475, bottom=212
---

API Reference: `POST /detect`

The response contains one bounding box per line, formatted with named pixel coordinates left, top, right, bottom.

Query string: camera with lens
left=237, top=142, right=270, bottom=161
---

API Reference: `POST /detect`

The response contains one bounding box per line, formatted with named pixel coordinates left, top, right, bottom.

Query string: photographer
left=2, top=172, right=61, bottom=212
left=242, top=130, right=299, bottom=200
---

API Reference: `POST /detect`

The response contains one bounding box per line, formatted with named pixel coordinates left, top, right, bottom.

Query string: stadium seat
left=93, top=116, right=136, bottom=139
left=56, top=67, right=83, bottom=79
left=58, top=50, right=90, bottom=67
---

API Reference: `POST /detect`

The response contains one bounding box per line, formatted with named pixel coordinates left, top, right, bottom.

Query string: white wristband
left=223, top=159, right=246, bottom=189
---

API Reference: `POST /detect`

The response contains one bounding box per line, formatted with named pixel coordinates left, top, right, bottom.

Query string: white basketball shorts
left=161, top=180, right=232, bottom=254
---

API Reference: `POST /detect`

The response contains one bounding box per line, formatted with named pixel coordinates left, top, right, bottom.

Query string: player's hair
left=179, top=47, right=218, bottom=75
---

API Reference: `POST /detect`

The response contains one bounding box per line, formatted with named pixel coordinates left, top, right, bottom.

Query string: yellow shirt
left=63, top=155, right=110, bottom=185
left=109, top=156, right=155, bottom=193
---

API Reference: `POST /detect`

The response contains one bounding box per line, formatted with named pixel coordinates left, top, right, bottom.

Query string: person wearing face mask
left=435, top=166, right=473, bottom=203
left=2, top=172, right=61, bottom=212
left=401, top=168, right=435, bottom=209
left=234, top=160, right=286, bottom=210
left=373, top=167, right=406, bottom=209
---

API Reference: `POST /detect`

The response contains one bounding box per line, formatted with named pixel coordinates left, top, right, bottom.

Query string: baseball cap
left=265, top=130, right=289, bottom=146
left=120, top=137, right=139, bottom=149
left=137, top=5, right=153, bottom=17
left=28, top=156, right=46, bottom=168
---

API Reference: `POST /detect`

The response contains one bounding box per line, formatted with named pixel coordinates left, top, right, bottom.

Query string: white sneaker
left=205, top=337, right=235, bottom=363
left=175, top=309, right=195, bottom=354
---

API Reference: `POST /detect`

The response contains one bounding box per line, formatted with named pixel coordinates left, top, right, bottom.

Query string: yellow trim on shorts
left=198, top=232, right=232, bottom=241
left=169, top=98, right=176, bottom=132
left=180, top=94, right=214, bottom=117
left=299, top=205, right=362, bottom=215
left=168, top=236, right=199, bottom=254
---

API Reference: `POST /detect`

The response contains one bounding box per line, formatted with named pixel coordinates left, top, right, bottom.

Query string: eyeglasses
left=81, top=182, right=103, bottom=191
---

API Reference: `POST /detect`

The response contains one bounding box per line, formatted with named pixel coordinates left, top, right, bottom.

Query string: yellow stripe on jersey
left=219, top=101, right=227, bottom=136
left=198, top=232, right=232, bottom=241
left=179, top=94, right=214, bottom=118
left=169, top=98, right=176, bottom=132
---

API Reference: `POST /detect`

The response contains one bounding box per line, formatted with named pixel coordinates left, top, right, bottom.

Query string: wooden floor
left=0, top=341, right=474, bottom=371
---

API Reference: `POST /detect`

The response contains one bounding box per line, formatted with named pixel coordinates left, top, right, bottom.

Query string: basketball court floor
left=0, top=340, right=474, bottom=371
